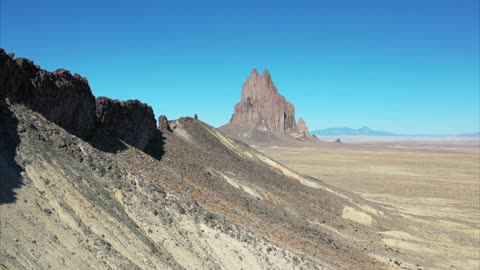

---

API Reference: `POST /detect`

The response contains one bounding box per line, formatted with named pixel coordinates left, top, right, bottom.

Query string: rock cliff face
left=220, top=69, right=316, bottom=145
left=229, top=69, right=297, bottom=133
left=95, top=97, right=157, bottom=150
left=0, top=49, right=159, bottom=150
left=0, top=49, right=96, bottom=139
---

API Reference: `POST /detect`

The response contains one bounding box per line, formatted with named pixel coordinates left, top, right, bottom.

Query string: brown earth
left=256, top=141, right=480, bottom=270
left=1, top=99, right=398, bottom=269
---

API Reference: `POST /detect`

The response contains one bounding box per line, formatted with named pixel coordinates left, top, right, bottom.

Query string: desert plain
left=256, top=137, right=480, bottom=270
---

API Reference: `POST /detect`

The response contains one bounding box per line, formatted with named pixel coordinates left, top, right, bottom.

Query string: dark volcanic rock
left=95, top=97, right=157, bottom=150
left=0, top=49, right=96, bottom=139
left=158, top=115, right=171, bottom=132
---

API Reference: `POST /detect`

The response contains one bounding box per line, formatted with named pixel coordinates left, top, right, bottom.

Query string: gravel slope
left=1, top=102, right=392, bottom=269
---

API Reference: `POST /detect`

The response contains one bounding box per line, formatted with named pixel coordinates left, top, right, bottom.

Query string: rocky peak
left=297, top=117, right=317, bottom=141
left=297, top=117, right=308, bottom=134
left=220, top=68, right=319, bottom=144
left=241, top=68, right=277, bottom=101
left=227, top=68, right=296, bottom=133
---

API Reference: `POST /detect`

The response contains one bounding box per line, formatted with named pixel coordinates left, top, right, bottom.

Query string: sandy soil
left=256, top=141, right=480, bottom=270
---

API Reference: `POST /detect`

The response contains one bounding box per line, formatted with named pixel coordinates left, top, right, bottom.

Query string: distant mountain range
left=457, top=132, right=480, bottom=137
left=312, top=127, right=480, bottom=137
left=312, top=127, right=397, bottom=136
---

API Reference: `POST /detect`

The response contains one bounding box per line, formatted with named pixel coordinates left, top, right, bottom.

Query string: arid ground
left=256, top=139, right=480, bottom=270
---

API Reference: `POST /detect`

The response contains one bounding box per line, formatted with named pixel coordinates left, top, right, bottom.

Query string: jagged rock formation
left=0, top=49, right=159, bottom=150
left=0, top=50, right=96, bottom=139
left=231, top=69, right=296, bottom=132
left=95, top=97, right=157, bottom=150
left=295, top=117, right=318, bottom=141
left=158, top=115, right=171, bottom=132
left=297, top=117, right=309, bottom=135
left=219, top=69, right=316, bottom=145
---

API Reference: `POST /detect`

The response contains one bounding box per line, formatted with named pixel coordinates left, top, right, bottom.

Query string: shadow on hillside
left=88, top=129, right=165, bottom=161
left=0, top=100, right=23, bottom=205
left=144, top=131, right=165, bottom=161
left=88, top=132, right=129, bottom=154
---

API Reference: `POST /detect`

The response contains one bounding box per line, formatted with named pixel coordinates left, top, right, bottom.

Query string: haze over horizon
left=1, top=0, right=478, bottom=134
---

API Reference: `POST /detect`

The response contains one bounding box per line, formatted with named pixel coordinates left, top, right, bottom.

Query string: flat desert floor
left=256, top=139, right=480, bottom=270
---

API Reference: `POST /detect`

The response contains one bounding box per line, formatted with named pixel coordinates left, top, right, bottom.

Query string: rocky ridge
left=0, top=49, right=157, bottom=151
left=1, top=50, right=410, bottom=270
left=0, top=51, right=96, bottom=139
left=219, top=69, right=317, bottom=145
left=95, top=97, right=157, bottom=150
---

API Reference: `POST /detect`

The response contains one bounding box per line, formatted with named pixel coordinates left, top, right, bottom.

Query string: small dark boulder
left=334, top=138, right=343, bottom=144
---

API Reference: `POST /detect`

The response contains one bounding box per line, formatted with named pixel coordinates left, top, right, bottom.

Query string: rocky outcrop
left=228, top=69, right=297, bottom=133
left=95, top=97, right=157, bottom=150
left=220, top=69, right=316, bottom=145
left=0, top=49, right=96, bottom=139
left=158, top=115, right=171, bottom=132
left=296, top=117, right=317, bottom=141
left=297, top=117, right=309, bottom=136
left=0, top=49, right=160, bottom=150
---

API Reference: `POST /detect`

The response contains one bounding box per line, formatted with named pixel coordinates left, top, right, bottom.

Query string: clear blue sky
left=1, top=0, right=478, bottom=134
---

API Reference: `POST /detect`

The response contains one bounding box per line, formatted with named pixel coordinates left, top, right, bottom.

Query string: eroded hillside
left=1, top=50, right=404, bottom=270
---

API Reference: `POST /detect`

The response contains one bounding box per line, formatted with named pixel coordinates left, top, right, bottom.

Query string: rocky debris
left=334, top=138, right=343, bottom=144
left=95, top=97, right=157, bottom=150
left=219, top=69, right=317, bottom=145
left=158, top=115, right=171, bottom=132
left=0, top=49, right=96, bottom=139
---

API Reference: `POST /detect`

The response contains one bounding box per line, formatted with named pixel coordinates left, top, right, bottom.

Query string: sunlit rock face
left=230, top=68, right=297, bottom=133
left=220, top=69, right=316, bottom=144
